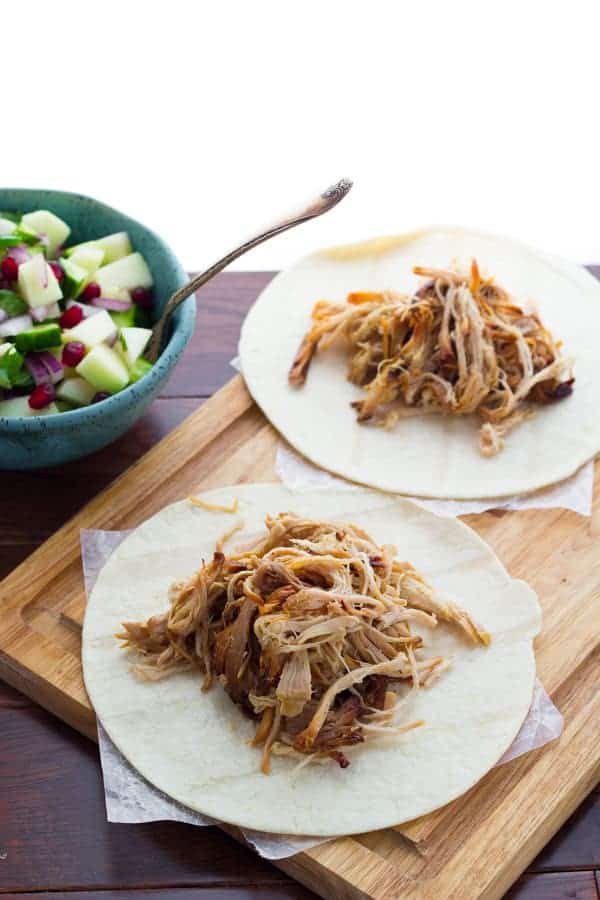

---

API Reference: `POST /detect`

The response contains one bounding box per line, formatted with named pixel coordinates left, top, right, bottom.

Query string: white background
left=6, top=1, right=600, bottom=271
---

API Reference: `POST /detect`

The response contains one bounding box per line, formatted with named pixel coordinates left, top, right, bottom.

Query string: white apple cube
left=20, top=210, right=71, bottom=256
left=68, top=245, right=105, bottom=275
left=76, top=344, right=129, bottom=394
left=118, top=327, right=152, bottom=368
left=18, top=256, right=63, bottom=309
left=63, top=309, right=117, bottom=349
left=96, top=252, right=153, bottom=297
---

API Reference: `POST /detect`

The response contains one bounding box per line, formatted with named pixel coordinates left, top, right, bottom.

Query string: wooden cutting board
left=1, top=373, right=599, bottom=900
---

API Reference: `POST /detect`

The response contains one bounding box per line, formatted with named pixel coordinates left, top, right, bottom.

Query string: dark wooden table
left=1, top=272, right=598, bottom=900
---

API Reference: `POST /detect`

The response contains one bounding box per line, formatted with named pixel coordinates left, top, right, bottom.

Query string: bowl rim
left=0, top=188, right=196, bottom=431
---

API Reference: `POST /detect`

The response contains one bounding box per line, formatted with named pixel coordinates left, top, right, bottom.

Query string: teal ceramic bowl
left=0, top=189, right=196, bottom=470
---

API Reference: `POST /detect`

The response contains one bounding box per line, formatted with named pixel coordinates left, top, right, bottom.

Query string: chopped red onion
left=0, top=314, right=33, bottom=337
left=7, top=245, right=31, bottom=265
left=91, top=296, right=132, bottom=312
left=25, top=352, right=52, bottom=385
left=38, top=350, right=64, bottom=384
left=33, top=253, right=48, bottom=289
left=31, top=302, right=60, bottom=323
left=66, top=299, right=103, bottom=318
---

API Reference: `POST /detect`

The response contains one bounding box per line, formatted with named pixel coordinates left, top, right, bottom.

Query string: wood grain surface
left=0, top=271, right=598, bottom=900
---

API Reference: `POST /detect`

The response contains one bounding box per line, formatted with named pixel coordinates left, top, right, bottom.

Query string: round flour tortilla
left=239, top=226, right=600, bottom=498
left=83, top=484, right=541, bottom=836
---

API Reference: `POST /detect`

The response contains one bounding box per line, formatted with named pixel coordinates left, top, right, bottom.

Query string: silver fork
left=145, top=178, right=353, bottom=363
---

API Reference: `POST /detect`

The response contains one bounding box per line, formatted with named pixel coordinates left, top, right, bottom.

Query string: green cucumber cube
left=96, top=252, right=153, bottom=297
left=0, top=344, right=24, bottom=387
left=20, top=210, right=71, bottom=257
left=65, top=231, right=132, bottom=264
left=63, top=309, right=117, bottom=348
left=60, top=258, right=88, bottom=299
left=14, top=323, right=62, bottom=352
left=118, top=326, right=152, bottom=368
left=128, top=357, right=153, bottom=383
left=18, top=256, right=63, bottom=308
left=0, top=290, right=28, bottom=318
left=76, top=343, right=129, bottom=394
left=56, top=376, right=97, bottom=407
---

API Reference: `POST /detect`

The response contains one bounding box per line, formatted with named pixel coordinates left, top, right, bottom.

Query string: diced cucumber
left=56, top=376, right=96, bottom=407
left=20, top=210, right=71, bottom=257
left=110, top=307, right=136, bottom=329
left=76, top=343, right=129, bottom=394
left=60, top=258, right=88, bottom=299
left=63, top=309, right=117, bottom=349
left=96, top=252, right=153, bottom=297
left=14, top=323, right=62, bottom=352
left=18, top=256, right=63, bottom=308
left=0, top=345, right=24, bottom=388
left=128, top=356, right=152, bottom=383
left=0, top=235, right=21, bottom=248
left=16, top=224, right=44, bottom=247
left=118, top=326, right=152, bottom=368
left=55, top=400, right=75, bottom=413
left=0, top=290, right=28, bottom=318
left=0, top=218, right=16, bottom=235
left=9, top=369, right=34, bottom=390
left=0, top=396, right=58, bottom=418
left=65, top=231, right=132, bottom=264
left=68, top=245, right=105, bottom=275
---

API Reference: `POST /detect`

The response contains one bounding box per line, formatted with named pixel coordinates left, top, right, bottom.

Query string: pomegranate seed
left=92, top=391, right=111, bottom=404
left=62, top=341, right=86, bottom=368
left=28, top=383, right=56, bottom=410
left=131, top=286, right=153, bottom=309
left=49, top=261, right=64, bottom=282
left=1, top=256, right=19, bottom=281
left=59, top=305, right=84, bottom=329
left=81, top=282, right=101, bottom=302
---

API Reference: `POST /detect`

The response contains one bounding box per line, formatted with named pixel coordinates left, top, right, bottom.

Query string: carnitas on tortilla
left=118, top=509, right=489, bottom=774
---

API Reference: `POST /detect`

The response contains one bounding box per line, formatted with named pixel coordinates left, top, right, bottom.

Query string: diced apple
left=57, top=376, right=97, bottom=407
left=65, top=232, right=132, bottom=264
left=118, top=326, right=152, bottom=368
left=96, top=252, right=153, bottom=297
left=20, top=210, right=71, bottom=256
left=18, top=256, right=63, bottom=309
left=0, top=217, right=16, bottom=236
left=63, top=309, right=117, bottom=349
left=76, top=343, right=129, bottom=394
left=0, top=396, right=58, bottom=418
left=68, top=245, right=105, bottom=275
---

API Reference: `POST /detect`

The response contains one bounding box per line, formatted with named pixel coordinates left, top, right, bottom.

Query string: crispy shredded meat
left=288, top=261, right=574, bottom=456
left=117, top=513, right=489, bottom=773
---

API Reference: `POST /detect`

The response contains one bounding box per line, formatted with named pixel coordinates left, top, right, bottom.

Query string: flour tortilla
left=82, top=483, right=540, bottom=836
left=239, top=226, right=600, bottom=498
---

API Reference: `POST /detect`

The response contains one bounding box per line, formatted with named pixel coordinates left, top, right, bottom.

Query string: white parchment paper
left=81, top=528, right=563, bottom=860
left=275, top=445, right=594, bottom=517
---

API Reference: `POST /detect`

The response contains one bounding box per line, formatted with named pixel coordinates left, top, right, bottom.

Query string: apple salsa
left=0, top=209, right=156, bottom=417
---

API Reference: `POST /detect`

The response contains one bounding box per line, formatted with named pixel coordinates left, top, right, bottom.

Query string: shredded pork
left=118, top=512, right=489, bottom=773
left=288, top=261, right=574, bottom=456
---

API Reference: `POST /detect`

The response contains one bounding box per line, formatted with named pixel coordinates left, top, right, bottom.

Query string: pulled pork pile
left=118, top=512, right=489, bottom=773
left=289, top=261, right=574, bottom=456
